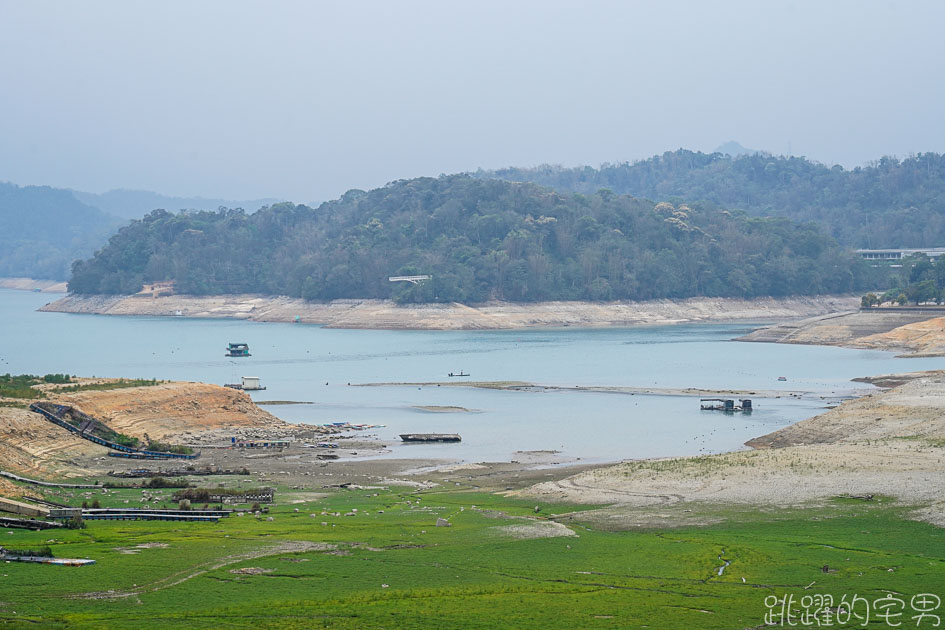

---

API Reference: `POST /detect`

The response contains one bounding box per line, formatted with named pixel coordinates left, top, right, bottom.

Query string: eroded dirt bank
left=39, top=294, right=859, bottom=330
left=518, top=370, right=945, bottom=527
left=50, top=381, right=286, bottom=440
left=739, top=307, right=945, bottom=356
left=0, top=381, right=293, bottom=479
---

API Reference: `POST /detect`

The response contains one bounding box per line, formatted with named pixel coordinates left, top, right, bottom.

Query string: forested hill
left=474, top=151, right=945, bottom=248
left=68, top=175, right=871, bottom=303
left=0, top=182, right=121, bottom=280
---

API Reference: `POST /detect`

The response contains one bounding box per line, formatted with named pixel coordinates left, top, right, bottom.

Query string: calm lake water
left=2, top=288, right=942, bottom=464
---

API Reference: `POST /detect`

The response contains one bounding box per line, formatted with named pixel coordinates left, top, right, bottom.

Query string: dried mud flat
left=40, top=293, right=859, bottom=330
left=517, top=370, right=945, bottom=528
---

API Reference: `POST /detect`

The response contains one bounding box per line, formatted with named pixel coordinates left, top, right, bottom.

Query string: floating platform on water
left=699, top=398, right=752, bottom=412
left=399, top=433, right=462, bottom=443
left=225, top=376, right=266, bottom=390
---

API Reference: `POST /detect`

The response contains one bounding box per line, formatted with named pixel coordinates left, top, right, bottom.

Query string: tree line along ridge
left=67, top=174, right=880, bottom=303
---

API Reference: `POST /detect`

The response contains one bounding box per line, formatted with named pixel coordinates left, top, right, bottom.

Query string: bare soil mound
left=0, top=406, right=98, bottom=479
left=49, top=381, right=285, bottom=441
left=0, top=381, right=287, bottom=479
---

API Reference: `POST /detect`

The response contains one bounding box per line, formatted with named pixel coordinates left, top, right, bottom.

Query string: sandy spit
left=38, top=294, right=860, bottom=330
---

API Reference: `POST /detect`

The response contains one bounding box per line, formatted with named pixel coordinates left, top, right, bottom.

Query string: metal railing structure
left=29, top=403, right=200, bottom=460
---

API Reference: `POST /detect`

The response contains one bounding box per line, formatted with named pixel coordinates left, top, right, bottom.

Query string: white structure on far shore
left=856, top=248, right=945, bottom=261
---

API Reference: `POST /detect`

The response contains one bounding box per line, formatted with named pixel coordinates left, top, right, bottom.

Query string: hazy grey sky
left=1, top=1, right=943, bottom=202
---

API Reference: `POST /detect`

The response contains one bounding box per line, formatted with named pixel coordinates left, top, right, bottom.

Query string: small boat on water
left=400, top=433, right=462, bottom=443
left=777, top=376, right=787, bottom=381
left=447, top=372, right=470, bottom=377
left=225, top=343, right=251, bottom=357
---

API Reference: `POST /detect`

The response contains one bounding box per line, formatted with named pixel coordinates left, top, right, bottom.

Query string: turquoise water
left=2, top=288, right=942, bottom=463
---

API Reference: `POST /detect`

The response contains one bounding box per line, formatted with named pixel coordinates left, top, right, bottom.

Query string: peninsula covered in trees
left=68, top=175, right=871, bottom=303
left=475, top=150, right=945, bottom=248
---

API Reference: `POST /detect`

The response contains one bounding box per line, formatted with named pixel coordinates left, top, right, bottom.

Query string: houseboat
left=225, top=343, right=251, bottom=357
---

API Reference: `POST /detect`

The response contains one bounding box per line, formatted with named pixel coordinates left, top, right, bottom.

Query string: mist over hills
left=71, top=189, right=282, bottom=221
left=0, top=181, right=121, bottom=280
left=0, top=181, right=283, bottom=280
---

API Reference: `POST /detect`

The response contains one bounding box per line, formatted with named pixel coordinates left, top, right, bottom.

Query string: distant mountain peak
left=713, top=141, right=760, bottom=157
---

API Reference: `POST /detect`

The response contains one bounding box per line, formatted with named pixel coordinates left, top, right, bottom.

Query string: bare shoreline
left=519, top=369, right=945, bottom=528
left=38, top=292, right=859, bottom=330
left=0, top=277, right=68, bottom=293
left=740, top=307, right=945, bottom=357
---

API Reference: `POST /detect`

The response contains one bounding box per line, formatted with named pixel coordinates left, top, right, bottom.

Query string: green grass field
left=1, top=486, right=943, bottom=628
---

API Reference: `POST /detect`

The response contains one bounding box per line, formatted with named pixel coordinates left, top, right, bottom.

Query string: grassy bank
left=1, top=484, right=942, bottom=628
left=0, top=375, right=164, bottom=400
